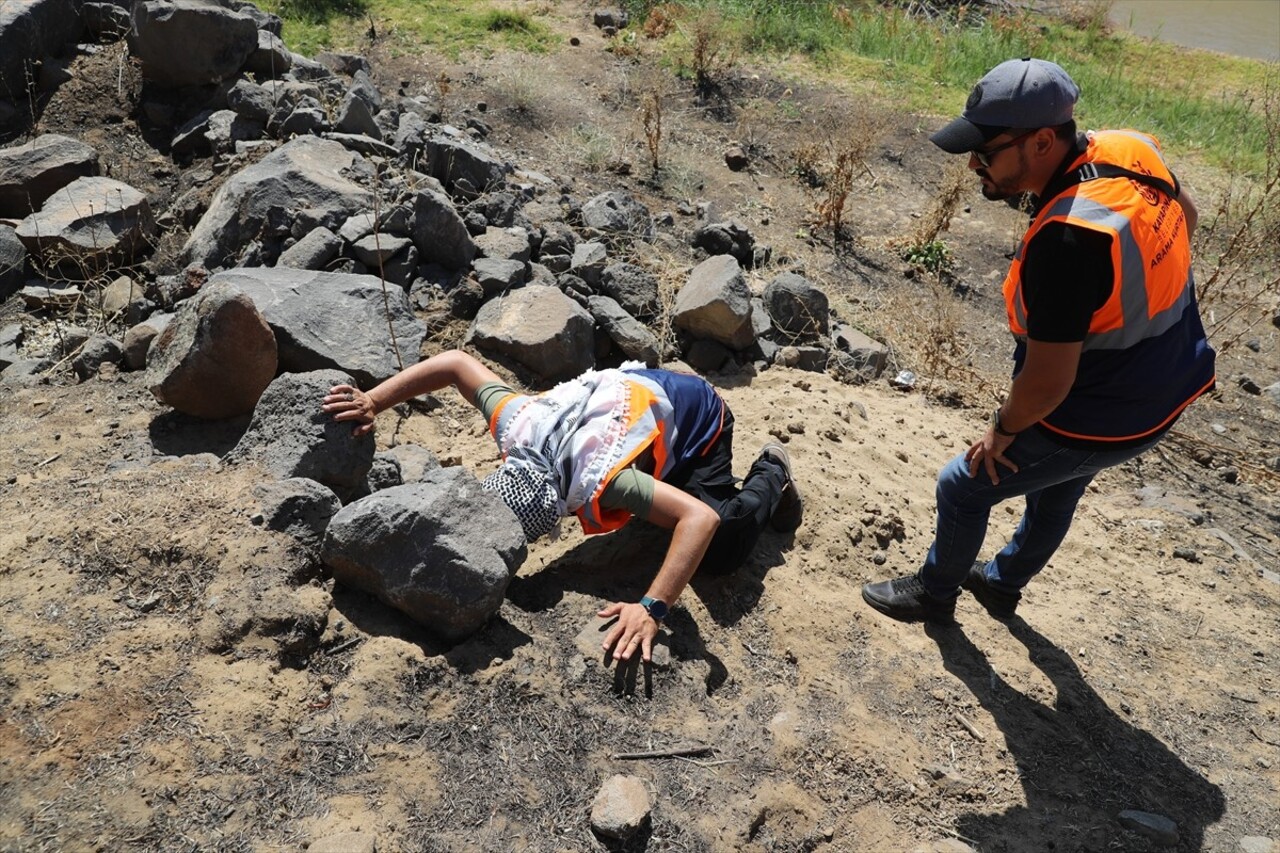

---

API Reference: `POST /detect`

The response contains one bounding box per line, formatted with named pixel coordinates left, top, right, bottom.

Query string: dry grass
left=1194, top=77, right=1280, bottom=355
left=791, top=107, right=894, bottom=241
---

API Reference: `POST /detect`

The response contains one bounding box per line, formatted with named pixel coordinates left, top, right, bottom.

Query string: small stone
left=1238, top=837, right=1274, bottom=853
left=1172, top=547, right=1200, bottom=563
left=1245, top=338, right=1261, bottom=352
left=871, top=550, right=887, bottom=566
left=1236, top=375, right=1262, bottom=395
left=590, top=774, right=651, bottom=840
left=1118, top=809, right=1179, bottom=846
left=1219, top=466, right=1239, bottom=484
left=723, top=146, right=749, bottom=171
left=1211, top=423, right=1228, bottom=435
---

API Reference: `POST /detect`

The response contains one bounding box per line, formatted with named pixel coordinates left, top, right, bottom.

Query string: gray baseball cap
left=930, top=58, right=1080, bottom=154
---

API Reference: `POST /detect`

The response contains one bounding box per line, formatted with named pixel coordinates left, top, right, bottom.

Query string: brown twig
left=952, top=711, right=985, bottom=742
left=613, top=744, right=713, bottom=760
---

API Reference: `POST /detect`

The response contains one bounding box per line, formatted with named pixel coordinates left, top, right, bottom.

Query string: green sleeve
left=599, top=468, right=656, bottom=520
left=474, top=381, right=516, bottom=420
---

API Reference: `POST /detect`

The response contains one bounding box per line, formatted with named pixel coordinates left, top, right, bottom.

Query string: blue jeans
left=919, top=427, right=1160, bottom=599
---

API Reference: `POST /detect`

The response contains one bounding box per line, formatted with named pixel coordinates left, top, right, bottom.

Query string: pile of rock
left=2, top=0, right=892, bottom=399
left=0, top=0, right=899, bottom=639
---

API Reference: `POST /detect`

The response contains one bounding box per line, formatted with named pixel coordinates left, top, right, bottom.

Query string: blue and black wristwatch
left=639, top=595, right=668, bottom=622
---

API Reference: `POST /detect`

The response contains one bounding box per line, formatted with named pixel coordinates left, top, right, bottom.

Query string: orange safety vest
left=1002, top=130, right=1215, bottom=443
left=489, top=370, right=725, bottom=535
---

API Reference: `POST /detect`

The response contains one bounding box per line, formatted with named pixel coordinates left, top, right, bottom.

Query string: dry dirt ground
left=2, top=3, right=1279, bottom=852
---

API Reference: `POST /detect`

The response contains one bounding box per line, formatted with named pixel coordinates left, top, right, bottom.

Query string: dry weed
left=564, top=123, right=625, bottom=173
left=1195, top=77, right=1280, bottom=354
left=487, top=63, right=549, bottom=125
left=640, top=89, right=663, bottom=174
left=678, top=7, right=736, bottom=92
left=873, top=270, right=995, bottom=405
left=794, top=107, right=893, bottom=241
left=641, top=3, right=682, bottom=40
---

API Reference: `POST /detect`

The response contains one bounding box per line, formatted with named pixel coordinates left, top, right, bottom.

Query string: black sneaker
left=761, top=442, right=803, bottom=533
left=861, top=575, right=956, bottom=623
left=962, top=561, right=1021, bottom=620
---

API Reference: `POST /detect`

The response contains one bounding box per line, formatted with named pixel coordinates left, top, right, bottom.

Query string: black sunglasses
left=973, top=129, right=1038, bottom=168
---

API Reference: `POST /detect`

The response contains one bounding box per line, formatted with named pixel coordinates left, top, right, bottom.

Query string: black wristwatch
left=991, top=408, right=1019, bottom=437
left=639, top=595, right=669, bottom=622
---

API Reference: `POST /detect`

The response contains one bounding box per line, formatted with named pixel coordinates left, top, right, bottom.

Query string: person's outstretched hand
left=322, top=383, right=377, bottom=436
left=598, top=601, right=659, bottom=663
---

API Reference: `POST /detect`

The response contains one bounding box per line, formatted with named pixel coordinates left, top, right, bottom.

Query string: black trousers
left=663, top=407, right=787, bottom=575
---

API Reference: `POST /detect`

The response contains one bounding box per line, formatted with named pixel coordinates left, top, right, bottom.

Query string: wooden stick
left=953, top=712, right=986, bottom=742
left=323, top=636, right=363, bottom=656
left=613, top=744, right=713, bottom=760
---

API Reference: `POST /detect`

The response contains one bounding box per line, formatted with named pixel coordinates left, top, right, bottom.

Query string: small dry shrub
left=678, top=7, right=736, bottom=89
left=892, top=158, right=971, bottom=271
left=1194, top=78, right=1280, bottom=354
left=875, top=272, right=994, bottom=405
left=793, top=106, right=893, bottom=240
left=488, top=64, right=547, bottom=124
left=642, top=3, right=682, bottom=39
left=566, top=123, right=624, bottom=173
left=1056, top=0, right=1114, bottom=33
left=640, top=90, right=663, bottom=173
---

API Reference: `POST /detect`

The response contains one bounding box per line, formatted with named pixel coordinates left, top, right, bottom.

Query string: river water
left=1106, top=0, right=1279, bottom=61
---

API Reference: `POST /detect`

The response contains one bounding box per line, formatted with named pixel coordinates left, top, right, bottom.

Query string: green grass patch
left=259, top=0, right=554, bottom=58
left=621, top=0, right=1273, bottom=173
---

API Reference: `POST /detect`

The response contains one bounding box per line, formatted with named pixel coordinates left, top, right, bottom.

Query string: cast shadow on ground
left=327, top=582, right=532, bottom=676
left=148, top=410, right=250, bottom=458
left=506, top=519, right=794, bottom=695
left=924, top=618, right=1225, bottom=852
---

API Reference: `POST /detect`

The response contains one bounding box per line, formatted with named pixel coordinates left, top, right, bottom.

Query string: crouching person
left=322, top=350, right=802, bottom=662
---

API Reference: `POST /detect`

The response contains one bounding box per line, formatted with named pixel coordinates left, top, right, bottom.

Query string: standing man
left=323, top=350, right=802, bottom=659
left=862, top=58, right=1216, bottom=622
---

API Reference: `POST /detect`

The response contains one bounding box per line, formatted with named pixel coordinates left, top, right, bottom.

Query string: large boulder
left=588, top=295, right=660, bottom=365
left=145, top=281, right=278, bottom=418
left=600, top=262, right=659, bottom=319
left=763, top=272, right=829, bottom=341
left=673, top=254, right=755, bottom=350
left=321, top=467, right=527, bottom=641
left=410, top=185, right=476, bottom=272
left=0, top=134, right=99, bottom=218
left=252, top=477, right=341, bottom=555
left=467, top=285, right=594, bottom=381
left=0, top=0, right=83, bottom=99
left=241, top=29, right=292, bottom=78
left=209, top=267, right=426, bottom=388
left=182, top=136, right=374, bottom=270
left=128, top=0, right=258, bottom=88
left=16, top=176, right=155, bottom=277
left=225, top=369, right=375, bottom=494
left=423, top=130, right=509, bottom=195
left=580, top=191, right=653, bottom=241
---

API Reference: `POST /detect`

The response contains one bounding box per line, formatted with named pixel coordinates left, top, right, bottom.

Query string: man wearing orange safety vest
left=862, top=57, right=1216, bottom=623
left=324, top=350, right=802, bottom=660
